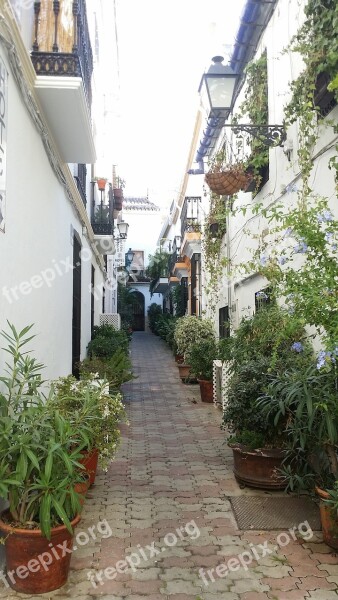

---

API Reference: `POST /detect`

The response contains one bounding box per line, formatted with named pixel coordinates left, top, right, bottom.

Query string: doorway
left=130, top=290, right=145, bottom=331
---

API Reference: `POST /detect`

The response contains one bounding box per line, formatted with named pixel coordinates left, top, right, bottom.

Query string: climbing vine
left=202, top=193, right=231, bottom=314
left=234, top=52, right=269, bottom=190
left=284, top=0, right=338, bottom=195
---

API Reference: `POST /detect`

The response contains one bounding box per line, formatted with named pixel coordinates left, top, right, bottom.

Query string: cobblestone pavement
left=2, top=332, right=338, bottom=600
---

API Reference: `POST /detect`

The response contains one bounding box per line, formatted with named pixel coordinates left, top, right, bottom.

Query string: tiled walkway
left=2, top=332, right=338, bottom=599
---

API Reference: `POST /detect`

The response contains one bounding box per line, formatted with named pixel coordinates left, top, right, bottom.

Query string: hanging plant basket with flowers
left=205, top=162, right=253, bottom=195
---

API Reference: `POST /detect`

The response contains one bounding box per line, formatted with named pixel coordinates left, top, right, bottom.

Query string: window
left=255, top=286, right=272, bottom=312
left=314, top=73, right=337, bottom=118
left=219, top=306, right=230, bottom=338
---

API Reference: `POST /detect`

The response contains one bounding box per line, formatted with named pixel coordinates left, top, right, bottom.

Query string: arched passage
left=130, top=290, right=145, bottom=331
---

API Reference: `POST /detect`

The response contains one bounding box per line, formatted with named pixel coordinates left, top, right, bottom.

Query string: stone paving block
left=160, top=580, right=203, bottom=595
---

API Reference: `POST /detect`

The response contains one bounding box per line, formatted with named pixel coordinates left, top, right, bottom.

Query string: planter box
left=198, top=379, right=213, bottom=403
left=315, top=486, right=338, bottom=550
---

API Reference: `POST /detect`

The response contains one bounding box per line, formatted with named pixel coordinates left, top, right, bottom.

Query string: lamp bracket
left=223, top=124, right=286, bottom=147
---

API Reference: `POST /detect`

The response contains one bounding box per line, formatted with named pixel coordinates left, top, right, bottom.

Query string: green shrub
left=87, top=329, right=129, bottom=358
left=78, top=349, right=134, bottom=390
left=147, top=303, right=163, bottom=333
left=189, top=337, right=218, bottom=381
left=174, top=315, right=215, bottom=363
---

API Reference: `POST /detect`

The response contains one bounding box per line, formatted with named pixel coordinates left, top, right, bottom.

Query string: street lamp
left=199, top=56, right=285, bottom=147
left=117, top=220, right=129, bottom=239
left=125, top=248, right=134, bottom=271
left=199, top=56, right=238, bottom=119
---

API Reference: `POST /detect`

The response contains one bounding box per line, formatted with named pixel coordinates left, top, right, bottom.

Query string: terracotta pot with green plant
left=189, top=337, right=219, bottom=403
left=258, top=359, right=338, bottom=546
left=0, top=324, right=85, bottom=594
left=222, top=304, right=313, bottom=489
left=174, top=316, right=215, bottom=384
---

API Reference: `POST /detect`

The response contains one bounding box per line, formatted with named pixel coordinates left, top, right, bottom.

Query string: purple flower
left=283, top=227, right=293, bottom=238
left=291, top=342, right=303, bottom=352
left=294, top=238, right=308, bottom=254
left=260, top=254, right=268, bottom=266
left=325, top=231, right=334, bottom=242
left=278, top=255, right=287, bottom=265
left=317, top=350, right=336, bottom=369
left=317, top=210, right=333, bottom=223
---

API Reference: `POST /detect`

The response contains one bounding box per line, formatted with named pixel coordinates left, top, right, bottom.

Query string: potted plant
left=50, top=373, right=127, bottom=485
left=222, top=304, right=312, bottom=489
left=0, top=323, right=85, bottom=594
left=189, top=337, right=219, bottom=402
left=113, top=177, right=126, bottom=210
left=173, top=316, right=215, bottom=382
left=94, top=176, right=108, bottom=191
left=205, top=148, right=253, bottom=196
left=258, top=360, right=338, bottom=548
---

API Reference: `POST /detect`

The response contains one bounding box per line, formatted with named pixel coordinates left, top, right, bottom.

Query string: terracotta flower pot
left=0, top=511, right=81, bottom=593
left=80, top=448, right=99, bottom=487
left=74, top=476, right=90, bottom=510
left=198, top=379, right=214, bottom=403
left=175, top=353, right=184, bottom=364
left=177, top=363, right=191, bottom=380
left=96, top=178, right=107, bottom=191
left=315, top=486, right=338, bottom=549
left=230, top=444, right=287, bottom=490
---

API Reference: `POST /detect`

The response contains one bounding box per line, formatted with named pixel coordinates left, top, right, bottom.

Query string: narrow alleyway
left=2, top=332, right=338, bottom=600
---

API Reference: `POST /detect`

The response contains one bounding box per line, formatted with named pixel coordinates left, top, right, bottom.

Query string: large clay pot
left=198, top=379, right=214, bottom=403
left=177, top=363, right=191, bottom=380
left=0, top=511, right=81, bottom=593
left=74, top=476, right=90, bottom=510
left=315, top=487, right=338, bottom=549
left=175, top=353, right=184, bottom=364
left=80, top=448, right=99, bottom=487
left=230, top=444, right=287, bottom=490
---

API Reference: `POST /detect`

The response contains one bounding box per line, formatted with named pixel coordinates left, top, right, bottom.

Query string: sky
left=104, top=0, right=246, bottom=210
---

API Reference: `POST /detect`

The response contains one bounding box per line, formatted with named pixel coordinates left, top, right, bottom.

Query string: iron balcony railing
left=180, top=196, right=202, bottom=240
left=31, top=0, right=93, bottom=108
left=91, top=185, right=113, bottom=235
left=168, top=248, right=184, bottom=276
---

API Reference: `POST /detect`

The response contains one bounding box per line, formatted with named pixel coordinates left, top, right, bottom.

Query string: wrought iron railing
left=180, top=196, right=202, bottom=239
left=31, top=0, right=93, bottom=108
left=91, top=190, right=113, bottom=236
left=74, top=163, right=87, bottom=206
left=168, top=249, right=184, bottom=275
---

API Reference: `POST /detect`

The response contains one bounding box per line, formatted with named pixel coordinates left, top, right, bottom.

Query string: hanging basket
left=205, top=165, right=253, bottom=196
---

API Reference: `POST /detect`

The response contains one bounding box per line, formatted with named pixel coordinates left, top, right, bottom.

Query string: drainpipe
left=225, top=198, right=232, bottom=331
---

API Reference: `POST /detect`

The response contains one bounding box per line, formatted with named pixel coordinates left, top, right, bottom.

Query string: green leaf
left=39, top=494, right=52, bottom=540
left=51, top=496, right=73, bottom=534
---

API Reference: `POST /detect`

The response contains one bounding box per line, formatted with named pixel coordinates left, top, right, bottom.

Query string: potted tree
left=173, top=316, right=215, bottom=382
left=189, top=337, right=219, bottom=402
left=0, top=323, right=85, bottom=594
left=223, top=304, right=313, bottom=489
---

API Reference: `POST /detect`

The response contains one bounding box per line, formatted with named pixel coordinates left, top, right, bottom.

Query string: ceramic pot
left=198, top=379, right=213, bottom=403
left=230, top=444, right=287, bottom=490
left=79, top=448, right=99, bottom=487
left=315, top=486, right=338, bottom=550
left=0, top=511, right=81, bottom=593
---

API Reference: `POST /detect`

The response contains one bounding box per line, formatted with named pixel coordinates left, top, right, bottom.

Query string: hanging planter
left=205, top=163, right=253, bottom=196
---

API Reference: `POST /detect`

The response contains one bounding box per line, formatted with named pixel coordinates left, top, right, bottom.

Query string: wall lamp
left=125, top=248, right=135, bottom=271
left=199, top=56, right=286, bottom=148
left=117, top=220, right=129, bottom=239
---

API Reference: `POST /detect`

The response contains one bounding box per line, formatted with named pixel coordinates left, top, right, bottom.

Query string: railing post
left=72, top=0, right=79, bottom=52
left=52, top=1, right=60, bottom=52
left=32, top=1, right=41, bottom=52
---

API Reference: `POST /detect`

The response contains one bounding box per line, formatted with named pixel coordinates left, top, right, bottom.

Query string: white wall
left=0, top=43, right=104, bottom=381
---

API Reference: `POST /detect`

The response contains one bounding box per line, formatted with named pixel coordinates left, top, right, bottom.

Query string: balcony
left=180, top=197, right=202, bottom=259
left=91, top=188, right=114, bottom=254
left=152, top=276, right=169, bottom=294
left=31, top=0, right=95, bottom=163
